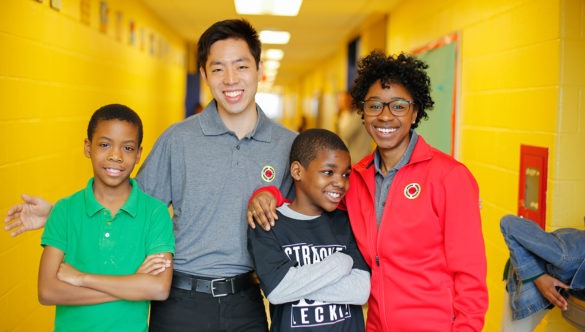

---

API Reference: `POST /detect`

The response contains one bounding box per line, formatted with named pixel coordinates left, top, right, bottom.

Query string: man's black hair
left=197, top=19, right=261, bottom=73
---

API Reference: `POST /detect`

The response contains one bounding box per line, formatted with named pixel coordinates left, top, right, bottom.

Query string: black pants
left=149, top=284, right=268, bottom=332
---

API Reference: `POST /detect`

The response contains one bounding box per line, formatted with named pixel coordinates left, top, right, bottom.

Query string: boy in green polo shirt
left=38, top=104, right=175, bottom=332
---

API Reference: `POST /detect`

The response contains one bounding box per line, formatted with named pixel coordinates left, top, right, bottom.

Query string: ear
left=135, top=146, right=143, bottom=164
left=257, top=60, right=264, bottom=83
left=290, top=161, right=303, bottom=182
left=84, top=139, right=91, bottom=158
left=199, top=66, right=207, bottom=82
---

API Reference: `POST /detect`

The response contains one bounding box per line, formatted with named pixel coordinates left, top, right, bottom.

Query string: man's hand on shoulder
left=4, top=194, right=52, bottom=237
left=247, top=190, right=279, bottom=231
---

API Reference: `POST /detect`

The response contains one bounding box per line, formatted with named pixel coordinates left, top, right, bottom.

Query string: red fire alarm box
left=517, top=145, right=548, bottom=229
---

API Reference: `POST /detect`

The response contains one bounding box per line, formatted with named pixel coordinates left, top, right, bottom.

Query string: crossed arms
left=5, top=194, right=173, bottom=305
left=39, top=246, right=173, bottom=306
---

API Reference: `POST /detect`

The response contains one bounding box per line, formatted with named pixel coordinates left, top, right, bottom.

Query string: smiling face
left=363, top=80, right=418, bottom=161
left=84, top=119, right=142, bottom=192
left=200, top=38, right=262, bottom=119
left=290, top=148, right=351, bottom=216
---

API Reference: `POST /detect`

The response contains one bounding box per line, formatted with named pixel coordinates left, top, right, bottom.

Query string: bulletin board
left=412, top=33, right=458, bottom=156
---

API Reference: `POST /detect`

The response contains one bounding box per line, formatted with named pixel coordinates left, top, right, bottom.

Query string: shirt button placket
left=101, top=210, right=114, bottom=248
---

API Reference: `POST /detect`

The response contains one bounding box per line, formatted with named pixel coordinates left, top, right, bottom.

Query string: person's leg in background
left=501, top=281, right=549, bottom=331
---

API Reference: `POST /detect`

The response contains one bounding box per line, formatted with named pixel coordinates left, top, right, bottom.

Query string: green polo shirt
left=41, top=178, right=175, bottom=332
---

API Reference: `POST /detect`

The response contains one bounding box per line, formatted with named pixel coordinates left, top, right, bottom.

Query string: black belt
left=171, top=271, right=255, bottom=297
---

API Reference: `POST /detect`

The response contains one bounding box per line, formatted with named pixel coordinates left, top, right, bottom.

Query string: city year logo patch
left=404, top=183, right=421, bottom=199
left=261, top=165, right=276, bottom=183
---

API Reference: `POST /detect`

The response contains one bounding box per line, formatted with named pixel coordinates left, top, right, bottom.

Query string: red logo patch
left=261, top=165, right=276, bottom=183
left=404, top=183, right=421, bottom=199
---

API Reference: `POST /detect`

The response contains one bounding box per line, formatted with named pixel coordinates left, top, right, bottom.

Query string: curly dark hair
left=349, top=50, right=434, bottom=129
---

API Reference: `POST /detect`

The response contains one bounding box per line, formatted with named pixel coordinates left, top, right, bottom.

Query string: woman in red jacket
left=249, top=50, right=488, bottom=331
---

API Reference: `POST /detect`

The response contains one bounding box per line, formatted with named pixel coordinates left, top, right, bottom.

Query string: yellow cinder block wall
left=0, top=0, right=186, bottom=330
left=287, top=0, right=585, bottom=331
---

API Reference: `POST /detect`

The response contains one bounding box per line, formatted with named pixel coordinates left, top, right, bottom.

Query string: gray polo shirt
left=374, top=130, right=418, bottom=226
left=136, top=101, right=296, bottom=277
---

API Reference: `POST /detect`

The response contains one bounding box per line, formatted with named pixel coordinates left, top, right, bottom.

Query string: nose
left=331, top=174, right=348, bottom=189
left=224, top=68, right=238, bottom=85
left=377, top=104, right=396, bottom=119
left=108, top=148, right=123, bottom=162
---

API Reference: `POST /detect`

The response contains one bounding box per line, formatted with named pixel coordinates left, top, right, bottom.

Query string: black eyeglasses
left=360, top=99, right=415, bottom=117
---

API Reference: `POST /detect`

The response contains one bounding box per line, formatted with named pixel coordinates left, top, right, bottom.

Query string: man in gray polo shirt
left=140, top=19, right=296, bottom=331
left=5, top=19, right=296, bottom=331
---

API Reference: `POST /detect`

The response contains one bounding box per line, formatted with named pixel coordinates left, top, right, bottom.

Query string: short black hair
left=290, top=129, right=349, bottom=168
left=350, top=50, right=434, bottom=129
left=197, top=19, right=261, bottom=73
left=87, top=104, right=143, bottom=145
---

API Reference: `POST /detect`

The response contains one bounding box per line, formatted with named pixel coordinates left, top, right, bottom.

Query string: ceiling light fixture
left=263, top=60, right=281, bottom=71
left=259, top=30, right=290, bottom=45
left=263, top=49, right=284, bottom=61
left=234, top=0, right=303, bottom=16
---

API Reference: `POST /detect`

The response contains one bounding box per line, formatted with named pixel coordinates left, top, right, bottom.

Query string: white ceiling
left=141, top=0, right=401, bottom=88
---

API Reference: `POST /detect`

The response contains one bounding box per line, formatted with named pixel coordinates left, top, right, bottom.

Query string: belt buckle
left=211, top=278, right=233, bottom=297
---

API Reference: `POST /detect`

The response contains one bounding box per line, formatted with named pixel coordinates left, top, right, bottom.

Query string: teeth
left=225, top=91, right=242, bottom=97
left=376, top=127, right=397, bottom=134
left=106, top=168, right=121, bottom=173
left=327, top=192, right=341, bottom=198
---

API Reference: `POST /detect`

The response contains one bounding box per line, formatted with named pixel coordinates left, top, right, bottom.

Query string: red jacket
left=344, top=137, right=488, bottom=331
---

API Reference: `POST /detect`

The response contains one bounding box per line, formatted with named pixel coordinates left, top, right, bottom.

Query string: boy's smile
left=290, top=149, right=351, bottom=216
left=84, top=119, right=142, bottom=193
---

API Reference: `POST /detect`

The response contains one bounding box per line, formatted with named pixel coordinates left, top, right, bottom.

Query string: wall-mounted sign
left=518, top=145, right=548, bottom=229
